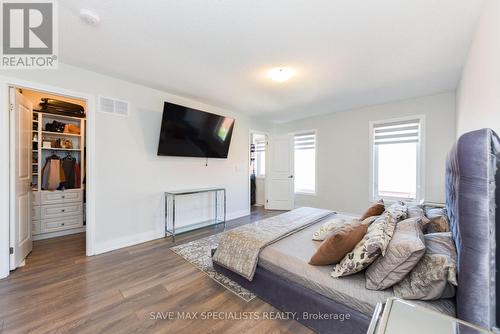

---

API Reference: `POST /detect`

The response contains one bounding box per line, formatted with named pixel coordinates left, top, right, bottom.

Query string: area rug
left=170, top=233, right=256, bottom=302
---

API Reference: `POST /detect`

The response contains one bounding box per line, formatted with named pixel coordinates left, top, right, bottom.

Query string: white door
left=266, top=135, right=294, bottom=210
left=10, top=88, right=33, bottom=270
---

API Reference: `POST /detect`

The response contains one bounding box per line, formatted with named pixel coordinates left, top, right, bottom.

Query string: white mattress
left=258, top=213, right=456, bottom=316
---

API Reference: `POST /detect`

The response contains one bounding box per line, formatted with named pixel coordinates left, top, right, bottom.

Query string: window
left=371, top=117, right=423, bottom=201
left=252, top=134, right=266, bottom=177
left=294, top=131, right=316, bottom=194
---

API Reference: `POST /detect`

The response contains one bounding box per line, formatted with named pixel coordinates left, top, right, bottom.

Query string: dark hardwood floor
left=0, top=207, right=312, bottom=334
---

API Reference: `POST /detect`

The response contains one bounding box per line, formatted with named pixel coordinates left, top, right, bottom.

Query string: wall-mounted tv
left=157, top=102, right=235, bottom=158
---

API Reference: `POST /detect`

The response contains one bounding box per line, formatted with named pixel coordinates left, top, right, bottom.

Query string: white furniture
left=32, top=111, right=85, bottom=191
left=369, top=298, right=493, bottom=334
left=32, top=189, right=84, bottom=239
left=165, top=187, right=226, bottom=241
left=31, top=110, right=86, bottom=240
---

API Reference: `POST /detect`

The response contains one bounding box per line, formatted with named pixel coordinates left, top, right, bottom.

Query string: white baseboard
left=227, top=209, right=250, bottom=221
left=94, top=230, right=164, bottom=255
left=93, top=209, right=250, bottom=255
left=33, top=227, right=86, bottom=241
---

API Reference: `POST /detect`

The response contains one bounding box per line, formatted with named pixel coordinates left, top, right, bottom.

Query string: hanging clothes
left=41, top=155, right=61, bottom=190
left=41, top=160, right=49, bottom=190
left=61, top=155, right=76, bottom=189
left=74, top=163, right=81, bottom=188
left=41, top=154, right=81, bottom=190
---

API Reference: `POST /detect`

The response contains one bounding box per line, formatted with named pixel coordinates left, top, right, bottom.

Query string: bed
left=214, top=128, right=500, bottom=333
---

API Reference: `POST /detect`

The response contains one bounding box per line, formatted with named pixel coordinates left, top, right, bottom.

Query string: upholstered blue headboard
left=446, top=128, right=500, bottom=331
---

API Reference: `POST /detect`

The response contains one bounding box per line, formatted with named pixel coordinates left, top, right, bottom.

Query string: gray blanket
left=212, top=207, right=333, bottom=280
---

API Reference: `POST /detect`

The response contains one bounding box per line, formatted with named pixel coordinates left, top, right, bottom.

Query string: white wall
left=275, top=93, right=456, bottom=214
left=456, top=0, right=500, bottom=136
left=0, top=64, right=269, bottom=254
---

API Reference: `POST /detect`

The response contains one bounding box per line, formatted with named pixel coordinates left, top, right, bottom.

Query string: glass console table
left=165, top=187, right=226, bottom=241
left=369, top=298, right=494, bottom=334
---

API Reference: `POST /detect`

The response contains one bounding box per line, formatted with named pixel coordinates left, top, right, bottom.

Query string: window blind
left=294, top=132, right=316, bottom=150
left=373, top=119, right=420, bottom=145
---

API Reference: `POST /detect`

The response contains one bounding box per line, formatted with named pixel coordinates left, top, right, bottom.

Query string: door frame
left=248, top=129, right=269, bottom=212
left=0, top=76, right=97, bottom=279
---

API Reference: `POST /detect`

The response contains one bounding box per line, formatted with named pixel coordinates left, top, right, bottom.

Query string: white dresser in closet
left=32, top=189, right=84, bottom=238
left=30, top=108, right=86, bottom=240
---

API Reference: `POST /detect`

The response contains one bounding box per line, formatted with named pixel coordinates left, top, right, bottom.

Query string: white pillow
left=312, top=218, right=346, bottom=241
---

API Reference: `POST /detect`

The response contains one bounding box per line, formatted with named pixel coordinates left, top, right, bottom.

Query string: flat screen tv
left=157, top=102, right=235, bottom=158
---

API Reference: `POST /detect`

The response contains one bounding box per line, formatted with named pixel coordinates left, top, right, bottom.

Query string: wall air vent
left=98, top=96, right=130, bottom=117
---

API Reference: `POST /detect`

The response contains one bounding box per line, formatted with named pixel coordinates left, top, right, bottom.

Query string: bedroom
left=0, top=0, right=498, bottom=333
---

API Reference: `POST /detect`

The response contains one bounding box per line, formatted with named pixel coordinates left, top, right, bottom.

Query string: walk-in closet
left=23, top=88, right=87, bottom=242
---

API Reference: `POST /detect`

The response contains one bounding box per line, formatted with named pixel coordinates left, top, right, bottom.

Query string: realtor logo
left=1, top=0, right=58, bottom=68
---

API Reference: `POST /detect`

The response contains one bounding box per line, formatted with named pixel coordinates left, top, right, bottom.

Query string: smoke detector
left=80, top=9, right=100, bottom=26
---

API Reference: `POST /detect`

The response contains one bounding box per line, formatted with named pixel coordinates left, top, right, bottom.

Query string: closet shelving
left=31, top=113, right=39, bottom=190
left=32, top=111, right=86, bottom=191
left=41, top=148, right=81, bottom=151
left=31, top=109, right=86, bottom=239
left=41, top=131, right=81, bottom=137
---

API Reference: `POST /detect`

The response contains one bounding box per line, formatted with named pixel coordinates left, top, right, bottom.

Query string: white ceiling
left=60, top=0, right=483, bottom=122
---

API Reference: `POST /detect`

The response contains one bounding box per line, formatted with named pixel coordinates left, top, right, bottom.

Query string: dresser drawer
left=41, top=190, right=83, bottom=205
left=32, top=221, right=42, bottom=235
left=42, top=215, right=83, bottom=233
left=32, top=191, right=41, bottom=206
left=32, top=206, right=41, bottom=221
left=59, top=190, right=83, bottom=203
left=41, top=203, right=83, bottom=219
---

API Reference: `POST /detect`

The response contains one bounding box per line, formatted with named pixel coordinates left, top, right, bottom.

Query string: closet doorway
left=8, top=86, right=88, bottom=270
left=249, top=131, right=268, bottom=208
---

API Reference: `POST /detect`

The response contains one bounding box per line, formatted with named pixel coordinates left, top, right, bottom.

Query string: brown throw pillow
left=360, top=199, right=385, bottom=220
left=309, top=220, right=368, bottom=266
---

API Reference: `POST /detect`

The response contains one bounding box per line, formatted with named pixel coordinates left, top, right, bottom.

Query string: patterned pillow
left=330, top=223, right=382, bottom=277
left=361, top=215, right=379, bottom=226
left=368, top=201, right=408, bottom=257
left=331, top=202, right=407, bottom=278
left=385, top=201, right=408, bottom=220
left=393, top=232, right=457, bottom=300
left=312, top=218, right=346, bottom=241
left=423, top=207, right=450, bottom=234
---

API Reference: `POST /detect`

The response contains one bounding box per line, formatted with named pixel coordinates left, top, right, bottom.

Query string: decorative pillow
left=365, top=217, right=425, bottom=290
left=361, top=215, right=379, bottom=226
left=331, top=202, right=406, bottom=278
left=424, top=207, right=447, bottom=217
left=360, top=199, right=385, bottom=220
left=385, top=201, right=408, bottom=221
left=309, top=219, right=367, bottom=266
left=365, top=201, right=408, bottom=257
left=312, top=218, right=346, bottom=241
left=407, top=204, right=424, bottom=219
left=393, top=232, right=458, bottom=300
left=423, top=207, right=450, bottom=234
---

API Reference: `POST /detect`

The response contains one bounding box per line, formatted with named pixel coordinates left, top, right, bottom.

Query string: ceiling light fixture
left=80, top=9, right=100, bottom=26
left=268, top=67, right=295, bottom=83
